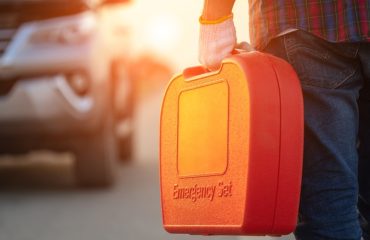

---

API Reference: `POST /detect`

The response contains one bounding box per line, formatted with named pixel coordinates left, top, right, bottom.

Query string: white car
left=0, top=0, right=134, bottom=187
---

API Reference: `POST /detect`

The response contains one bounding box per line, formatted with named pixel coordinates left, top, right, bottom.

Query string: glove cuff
left=199, top=13, right=233, bottom=25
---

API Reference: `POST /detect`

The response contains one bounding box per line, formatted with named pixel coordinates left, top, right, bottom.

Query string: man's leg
left=264, top=31, right=362, bottom=240
left=358, top=44, right=370, bottom=240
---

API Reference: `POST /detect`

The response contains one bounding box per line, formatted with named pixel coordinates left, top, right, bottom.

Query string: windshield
left=0, top=0, right=92, bottom=28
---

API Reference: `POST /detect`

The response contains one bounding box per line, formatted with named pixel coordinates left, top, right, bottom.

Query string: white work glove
left=199, top=17, right=237, bottom=71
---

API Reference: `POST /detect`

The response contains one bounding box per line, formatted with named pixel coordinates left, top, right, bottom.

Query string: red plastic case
left=160, top=52, right=304, bottom=235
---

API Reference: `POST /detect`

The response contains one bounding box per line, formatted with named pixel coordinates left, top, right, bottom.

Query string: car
left=0, top=0, right=134, bottom=187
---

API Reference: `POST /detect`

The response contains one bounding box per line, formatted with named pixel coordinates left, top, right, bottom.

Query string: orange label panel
left=177, top=81, right=229, bottom=177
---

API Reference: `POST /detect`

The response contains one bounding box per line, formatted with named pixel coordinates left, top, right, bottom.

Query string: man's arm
left=201, top=0, right=235, bottom=21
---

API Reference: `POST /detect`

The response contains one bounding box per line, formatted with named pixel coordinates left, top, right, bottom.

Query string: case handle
left=182, top=49, right=244, bottom=79
left=183, top=66, right=209, bottom=79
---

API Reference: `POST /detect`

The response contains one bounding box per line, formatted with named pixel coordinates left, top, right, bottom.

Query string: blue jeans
left=263, top=30, right=370, bottom=240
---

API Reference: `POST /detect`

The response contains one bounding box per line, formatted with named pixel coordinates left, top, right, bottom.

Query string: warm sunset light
left=144, top=14, right=182, bottom=54
left=112, top=0, right=249, bottom=70
left=0, top=0, right=294, bottom=239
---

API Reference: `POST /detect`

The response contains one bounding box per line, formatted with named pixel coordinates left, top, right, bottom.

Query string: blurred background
left=0, top=0, right=293, bottom=239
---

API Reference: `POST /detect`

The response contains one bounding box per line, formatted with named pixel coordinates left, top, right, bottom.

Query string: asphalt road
left=0, top=86, right=294, bottom=240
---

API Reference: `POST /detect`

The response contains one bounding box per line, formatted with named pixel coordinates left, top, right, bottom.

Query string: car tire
left=112, top=60, right=135, bottom=162
left=74, top=114, right=117, bottom=187
left=118, top=125, right=133, bottom=161
left=117, top=98, right=134, bottom=161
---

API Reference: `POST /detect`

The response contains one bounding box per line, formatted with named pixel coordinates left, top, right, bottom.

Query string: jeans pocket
left=284, top=31, right=359, bottom=89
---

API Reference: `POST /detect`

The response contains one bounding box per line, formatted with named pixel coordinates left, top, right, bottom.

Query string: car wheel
left=117, top=118, right=133, bottom=161
left=74, top=114, right=117, bottom=187
left=113, top=61, right=135, bottom=161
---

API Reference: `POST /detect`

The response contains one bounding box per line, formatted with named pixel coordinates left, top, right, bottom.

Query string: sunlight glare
left=144, top=14, right=182, bottom=54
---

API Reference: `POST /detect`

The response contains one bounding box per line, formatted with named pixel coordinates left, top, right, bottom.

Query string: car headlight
left=29, top=15, right=96, bottom=45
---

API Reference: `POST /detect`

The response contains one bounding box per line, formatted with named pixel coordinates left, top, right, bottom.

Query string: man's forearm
left=202, top=0, right=235, bottom=21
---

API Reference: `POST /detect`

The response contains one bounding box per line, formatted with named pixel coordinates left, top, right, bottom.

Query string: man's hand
left=199, top=17, right=236, bottom=71
left=198, top=0, right=236, bottom=71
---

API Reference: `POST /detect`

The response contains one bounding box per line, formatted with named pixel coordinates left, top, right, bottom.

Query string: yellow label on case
left=178, top=81, right=229, bottom=177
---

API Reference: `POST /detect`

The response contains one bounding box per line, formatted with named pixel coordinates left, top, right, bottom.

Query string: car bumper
left=0, top=74, right=106, bottom=136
